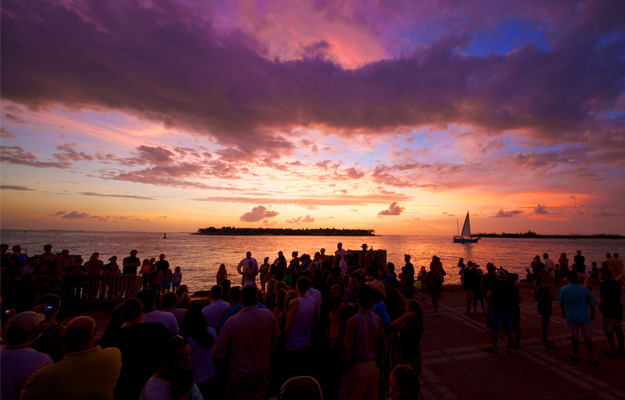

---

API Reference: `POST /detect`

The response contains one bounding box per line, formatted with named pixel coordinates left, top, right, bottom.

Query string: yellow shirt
left=20, top=346, right=121, bottom=400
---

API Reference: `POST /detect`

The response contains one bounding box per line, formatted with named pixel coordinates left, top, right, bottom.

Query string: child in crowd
left=161, top=268, right=172, bottom=292
left=172, top=266, right=183, bottom=290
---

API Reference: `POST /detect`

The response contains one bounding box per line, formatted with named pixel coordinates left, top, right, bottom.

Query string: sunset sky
left=1, top=0, right=624, bottom=235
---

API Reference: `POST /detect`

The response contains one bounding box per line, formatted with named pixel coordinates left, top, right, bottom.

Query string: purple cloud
left=79, top=192, right=153, bottom=200
left=61, top=211, right=91, bottom=219
left=1, top=146, right=70, bottom=169
left=534, top=204, right=549, bottom=215
left=240, top=205, right=279, bottom=222
left=3, top=0, right=622, bottom=156
left=286, top=215, right=315, bottom=223
left=1, top=185, right=34, bottom=191
left=378, top=201, right=405, bottom=216
left=54, top=143, right=94, bottom=162
left=1, top=127, right=16, bottom=139
left=492, top=209, right=524, bottom=218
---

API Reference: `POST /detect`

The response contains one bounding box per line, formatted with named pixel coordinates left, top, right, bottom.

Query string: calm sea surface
left=2, top=230, right=623, bottom=291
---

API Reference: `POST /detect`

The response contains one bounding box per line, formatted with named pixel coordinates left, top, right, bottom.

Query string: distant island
left=474, top=230, right=624, bottom=239
left=195, top=227, right=376, bottom=236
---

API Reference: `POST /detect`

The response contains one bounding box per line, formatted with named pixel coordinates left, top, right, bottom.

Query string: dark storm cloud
left=2, top=0, right=623, bottom=155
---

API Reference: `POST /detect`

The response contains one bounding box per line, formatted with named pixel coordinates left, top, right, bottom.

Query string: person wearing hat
left=0, top=311, right=53, bottom=400
left=485, top=269, right=520, bottom=357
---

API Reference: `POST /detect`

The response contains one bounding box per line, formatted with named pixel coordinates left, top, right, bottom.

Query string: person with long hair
left=427, top=256, right=444, bottom=316
left=183, top=306, right=218, bottom=399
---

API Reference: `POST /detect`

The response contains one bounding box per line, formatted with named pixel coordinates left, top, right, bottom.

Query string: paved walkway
left=64, top=284, right=625, bottom=399
left=418, top=285, right=625, bottom=400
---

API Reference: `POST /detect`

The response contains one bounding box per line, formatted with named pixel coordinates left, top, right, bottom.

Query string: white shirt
left=336, top=248, right=348, bottom=259
left=143, top=310, right=180, bottom=335
left=188, top=329, right=218, bottom=383
left=202, top=299, right=231, bottom=330
left=544, top=258, right=555, bottom=278
left=140, top=376, right=203, bottom=400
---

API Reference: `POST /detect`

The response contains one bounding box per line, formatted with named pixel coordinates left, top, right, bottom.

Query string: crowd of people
left=1, top=242, right=623, bottom=400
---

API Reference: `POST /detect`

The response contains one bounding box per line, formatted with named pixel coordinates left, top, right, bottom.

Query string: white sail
left=460, top=212, right=471, bottom=237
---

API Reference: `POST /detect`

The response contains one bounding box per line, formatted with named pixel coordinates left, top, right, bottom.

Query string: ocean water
left=2, top=230, right=623, bottom=291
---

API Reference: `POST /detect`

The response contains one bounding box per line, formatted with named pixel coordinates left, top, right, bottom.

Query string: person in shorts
left=558, top=270, right=597, bottom=364
left=598, top=269, right=624, bottom=358
left=485, top=269, right=520, bottom=357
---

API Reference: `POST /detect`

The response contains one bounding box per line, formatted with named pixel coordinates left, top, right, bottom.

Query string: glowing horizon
left=1, top=0, right=624, bottom=235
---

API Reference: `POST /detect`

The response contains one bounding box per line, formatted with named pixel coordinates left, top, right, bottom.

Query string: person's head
left=296, top=277, right=310, bottom=294
left=246, top=251, right=252, bottom=258
left=159, top=335, right=191, bottom=373
left=1, top=243, right=8, bottom=253
left=12, top=245, right=22, bottom=254
left=292, top=251, right=298, bottom=258
left=543, top=253, right=549, bottom=259
left=136, top=289, right=157, bottom=311
left=108, top=256, right=118, bottom=262
left=601, top=268, right=613, bottom=280
left=568, top=270, right=579, bottom=284
left=320, top=248, right=325, bottom=255
left=496, top=269, right=507, bottom=280
left=357, top=286, right=374, bottom=310
left=561, top=252, right=567, bottom=258
left=404, top=254, right=411, bottom=262
left=210, top=284, right=223, bottom=300
left=5, top=311, right=45, bottom=346
left=175, top=266, right=181, bottom=273
left=486, top=263, right=495, bottom=272
left=229, top=286, right=242, bottom=303
left=177, top=292, right=192, bottom=309
left=63, top=316, right=96, bottom=352
left=43, top=244, right=52, bottom=252
left=275, top=288, right=287, bottom=308
left=577, top=250, right=582, bottom=255
left=389, top=364, right=420, bottom=400
left=142, top=259, right=150, bottom=266
left=615, top=252, right=620, bottom=258
left=176, top=284, right=189, bottom=296
left=120, top=298, right=144, bottom=322
left=337, top=242, right=343, bottom=250
left=386, top=262, right=395, bottom=274
left=241, top=285, right=258, bottom=307
left=406, top=299, right=423, bottom=317
left=606, top=253, right=612, bottom=259
left=182, top=308, right=213, bottom=348
left=161, top=291, right=178, bottom=309
left=130, top=250, right=138, bottom=256
left=349, top=272, right=361, bottom=293
left=159, top=254, right=165, bottom=260
left=264, top=257, right=269, bottom=263
left=329, top=284, right=343, bottom=303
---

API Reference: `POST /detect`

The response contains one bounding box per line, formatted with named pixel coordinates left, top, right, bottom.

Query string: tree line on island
left=195, top=227, right=375, bottom=236
left=474, top=230, right=624, bottom=239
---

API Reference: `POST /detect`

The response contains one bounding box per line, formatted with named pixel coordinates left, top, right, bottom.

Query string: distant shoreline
left=195, top=227, right=376, bottom=236
left=474, top=232, right=624, bottom=239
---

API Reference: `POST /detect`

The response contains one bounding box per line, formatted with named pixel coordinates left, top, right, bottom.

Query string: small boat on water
left=453, top=212, right=480, bottom=243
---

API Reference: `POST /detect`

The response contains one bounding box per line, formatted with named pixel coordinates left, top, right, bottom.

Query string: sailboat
left=453, top=212, right=480, bottom=243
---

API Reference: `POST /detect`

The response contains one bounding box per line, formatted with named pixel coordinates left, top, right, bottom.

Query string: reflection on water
left=2, top=230, right=623, bottom=291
